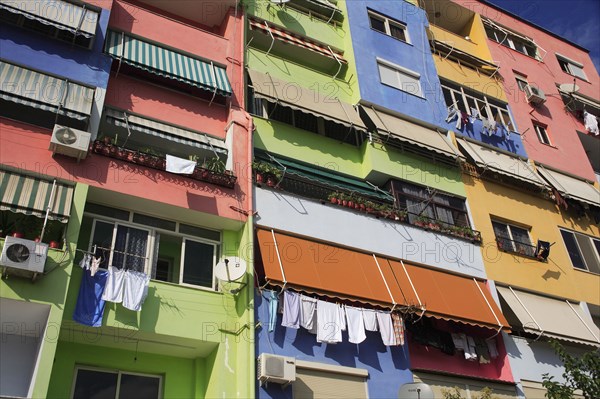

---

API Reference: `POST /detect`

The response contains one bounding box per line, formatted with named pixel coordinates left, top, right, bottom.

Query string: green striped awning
left=105, top=30, right=232, bottom=96
left=0, top=0, right=99, bottom=37
left=104, top=108, right=228, bottom=154
left=0, top=170, right=74, bottom=223
left=0, top=60, right=94, bottom=120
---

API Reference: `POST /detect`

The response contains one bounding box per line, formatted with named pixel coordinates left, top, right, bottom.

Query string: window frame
left=85, top=207, right=221, bottom=291
left=514, top=73, right=529, bottom=92
left=368, top=9, right=409, bottom=43
left=484, top=22, right=538, bottom=59
left=491, top=220, right=535, bottom=256
left=559, top=228, right=600, bottom=274
left=533, top=123, right=552, bottom=146
left=71, top=366, right=163, bottom=399
left=556, top=54, right=588, bottom=81
left=376, top=59, right=422, bottom=97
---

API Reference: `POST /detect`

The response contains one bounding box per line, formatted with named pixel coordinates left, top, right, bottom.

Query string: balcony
left=428, top=25, right=480, bottom=60
left=92, top=140, right=237, bottom=189
left=496, top=237, right=539, bottom=259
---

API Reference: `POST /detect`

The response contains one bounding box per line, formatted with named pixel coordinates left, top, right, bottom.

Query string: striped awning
left=0, top=0, right=98, bottom=37
left=0, top=170, right=74, bottom=223
left=248, top=17, right=346, bottom=63
left=104, top=108, right=227, bottom=154
left=105, top=31, right=232, bottom=96
left=0, top=60, right=94, bottom=119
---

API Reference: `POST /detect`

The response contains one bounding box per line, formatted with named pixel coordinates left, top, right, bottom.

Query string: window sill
left=370, top=27, right=411, bottom=46
left=538, top=142, right=558, bottom=149
left=572, top=267, right=600, bottom=276
left=561, top=72, right=590, bottom=84
left=380, top=82, right=425, bottom=99
left=150, top=278, right=224, bottom=294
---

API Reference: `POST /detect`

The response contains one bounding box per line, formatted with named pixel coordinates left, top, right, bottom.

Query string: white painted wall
left=255, top=188, right=487, bottom=279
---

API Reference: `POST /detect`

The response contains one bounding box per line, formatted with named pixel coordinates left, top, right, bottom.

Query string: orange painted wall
left=452, top=0, right=598, bottom=181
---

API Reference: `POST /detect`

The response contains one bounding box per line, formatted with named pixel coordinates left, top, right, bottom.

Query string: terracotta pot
left=256, top=173, right=264, bottom=183
left=347, top=201, right=354, bottom=208
left=342, top=200, right=348, bottom=207
left=49, top=240, right=60, bottom=249
left=266, top=176, right=277, bottom=187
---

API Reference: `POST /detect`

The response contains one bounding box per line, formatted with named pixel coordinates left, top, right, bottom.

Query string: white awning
left=497, top=286, right=600, bottom=346
left=247, top=69, right=365, bottom=131
left=537, top=165, right=600, bottom=207
left=361, top=106, right=458, bottom=159
left=457, top=139, right=548, bottom=188
left=0, top=0, right=98, bottom=37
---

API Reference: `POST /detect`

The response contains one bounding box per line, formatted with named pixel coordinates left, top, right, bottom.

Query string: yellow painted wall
left=463, top=174, right=600, bottom=306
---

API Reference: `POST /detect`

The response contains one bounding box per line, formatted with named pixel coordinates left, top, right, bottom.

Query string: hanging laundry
left=101, top=266, right=126, bottom=303
left=391, top=313, right=405, bottom=346
left=300, top=294, right=317, bottom=334
left=264, top=290, right=279, bottom=332
left=445, top=107, right=458, bottom=123
left=165, top=154, right=196, bottom=174
left=469, top=107, right=480, bottom=123
left=486, top=338, right=499, bottom=359
left=345, top=306, right=366, bottom=344
left=451, top=332, right=468, bottom=353
left=475, top=338, right=491, bottom=364
left=552, top=188, right=568, bottom=210
left=281, top=291, right=300, bottom=329
left=316, top=300, right=343, bottom=344
left=338, top=304, right=347, bottom=332
left=122, top=270, right=150, bottom=312
left=362, top=309, right=378, bottom=332
left=584, top=111, right=599, bottom=135
left=73, top=268, right=108, bottom=327
left=465, top=336, right=478, bottom=361
left=460, top=111, right=470, bottom=127
left=90, top=256, right=101, bottom=277
left=376, top=311, right=397, bottom=346
left=79, top=253, right=90, bottom=270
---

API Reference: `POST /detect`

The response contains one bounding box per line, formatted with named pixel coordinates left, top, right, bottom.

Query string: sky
left=487, top=0, right=600, bottom=73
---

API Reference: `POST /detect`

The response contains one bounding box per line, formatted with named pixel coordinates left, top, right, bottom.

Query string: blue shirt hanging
left=73, top=268, right=109, bottom=327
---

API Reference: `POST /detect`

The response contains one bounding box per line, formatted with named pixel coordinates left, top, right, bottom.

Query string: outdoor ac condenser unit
left=257, top=353, right=296, bottom=385
left=0, top=236, right=48, bottom=276
left=49, top=124, right=91, bottom=162
left=525, top=85, right=546, bottom=105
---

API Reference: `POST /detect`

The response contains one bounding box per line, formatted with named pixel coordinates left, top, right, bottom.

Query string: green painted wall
left=0, top=183, right=88, bottom=398
left=47, top=341, right=197, bottom=399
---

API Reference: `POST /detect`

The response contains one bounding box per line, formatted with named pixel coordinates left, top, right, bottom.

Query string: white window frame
left=368, top=10, right=409, bottom=43
left=377, top=58, right=422, bottom=97
left=559, top=228, right=600, bottom=274
left=71, top=366, right=163, bottom=399
left=441, top=82, right=515, bottom=130
left=86, top=209, right=221, bottom=291
left=514, top=73, right=529, bottom=92
left=533, top=123, right=552, bottom=146
left=556, top=54, right=588, bottom=81
left=484, top=22, right=538, bottom=59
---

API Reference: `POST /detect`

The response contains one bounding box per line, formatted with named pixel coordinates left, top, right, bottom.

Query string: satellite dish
left=398, top=383, right=434, bottom=399
left=55, top=127, right=78, bottom=145
left=559, top=82, right=580, bottom=94
left=269, top=0, right=291, bottom=4
left=214, top=257, right=247, bottom=282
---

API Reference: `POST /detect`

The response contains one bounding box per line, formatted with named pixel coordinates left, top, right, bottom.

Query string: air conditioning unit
left=1, top=236, right=48, bottom=276
left=257, top=353, right=296, bottom=386
left=524, top=85, right=546, bottom=105
left=49, top=124, right=91, bottom=162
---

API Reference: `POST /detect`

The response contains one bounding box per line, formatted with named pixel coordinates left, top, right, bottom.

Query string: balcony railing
left=496, top=237, right=538, bottom=258
left=92, top=140, right=237, bottom=189
left=253, top=164, right=482, bottom=244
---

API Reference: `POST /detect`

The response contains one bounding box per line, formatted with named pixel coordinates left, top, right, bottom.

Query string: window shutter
left=293, top=368, right=368, bottom=399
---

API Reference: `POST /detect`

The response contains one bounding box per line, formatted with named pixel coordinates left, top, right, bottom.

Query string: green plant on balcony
left=252, top=161, right=282, bottom=187
left=204, top=157, right=226, bottom=174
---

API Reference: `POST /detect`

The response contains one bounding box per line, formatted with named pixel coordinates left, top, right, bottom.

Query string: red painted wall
left=453, top=0, right=598, bottom=181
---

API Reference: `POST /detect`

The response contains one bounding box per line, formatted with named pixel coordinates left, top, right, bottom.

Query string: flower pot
left=342, top=200, right=348, bottom=207
left=49, top=240, right=60, bottom=249
left=347, top=201, right=354, bottom=208
left=266, top=176, right=277, bottom=187
left=330, top=197, right=337, bottom=204
left=359, top=204, right=366, bottom=211
left=256, top=173, right=264, bottom=183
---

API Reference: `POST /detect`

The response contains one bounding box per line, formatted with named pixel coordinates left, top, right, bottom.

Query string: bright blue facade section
left=0, top=7, right=112, bottom=89
left=346, top=0, right=528, bottom=157
left=255, top=293, right=413, bottom=399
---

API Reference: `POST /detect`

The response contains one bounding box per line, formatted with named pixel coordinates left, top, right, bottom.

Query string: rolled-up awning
left=457, top=138, right=548, bottom=188
left=104, top=108, right=227, bottom=154
left=536, top=165, right=600, bottom=207
left=105, top=31, right=232, bottom=96
left=0, top=170, right=74, bottom=223
left=0, top=60, right=94, bottom=119
left=497, top=286, right=600, bottom=346
left=247, top=69, right=365, bottom=131
left=0, top=0, right=98, bottom=37
left=360, top=106, right=458, bottom=159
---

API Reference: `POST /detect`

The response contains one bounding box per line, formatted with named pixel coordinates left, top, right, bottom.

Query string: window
left=389, top=180, right=470, bottom=228
left=441, top=80, right=515, bottom=130
left=514, top=73, right=529, bottom=92
left=484, top=21, right=537, bottom=58
left=377, top=60, right=422, bottom=97
left=85, top=205, right=221, bottom=289
left=560, top=229, right=600, bottom=274
left=533, top=123, right=551, bottom=146
left=492, top=220, right=535, bottom=257
left=557, top=55, right=588, bottom=80
left=368, top=10, right=408, bottom=43
left=72, top=367, right=161, bottom=399
left=293, top=362, right=368, bottom=399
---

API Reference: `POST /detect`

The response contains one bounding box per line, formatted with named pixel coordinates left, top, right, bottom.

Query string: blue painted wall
left=0, top=7, right=112, bottom=89
left=255, top=291, right=413, bottom=399
left=346, top=1, right=447, bottom=129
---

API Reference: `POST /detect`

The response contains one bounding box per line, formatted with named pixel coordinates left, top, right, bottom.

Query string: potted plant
left=328, top=192, right=340, bottom=204
left=414, top=216, right=428, bottom=228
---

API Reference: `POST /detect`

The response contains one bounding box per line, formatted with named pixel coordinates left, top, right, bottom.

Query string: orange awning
left=256, top=229, right=402, bottom=307
left=256, top=229, right=510, bottom=331
left=388, top=260, right=510, bottom=331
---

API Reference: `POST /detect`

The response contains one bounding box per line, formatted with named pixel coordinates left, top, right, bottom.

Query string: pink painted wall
left=408, top=320, right=514, bottom=383
left=453, top=0, right=598, bottom=181
left=0, top=118, right=250, bottom=221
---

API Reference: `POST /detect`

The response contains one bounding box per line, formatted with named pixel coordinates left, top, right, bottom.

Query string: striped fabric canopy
left=0, top=170, right=74, bottom=223
left=104, top=108, right=228, bottom=154
left=248, top=18, right=346, bottom=63
left=0, top=60, right=94, bottom=120
left=0, top=0, right=98, bottom=37
left=105, top=31, right=232, bottom=96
